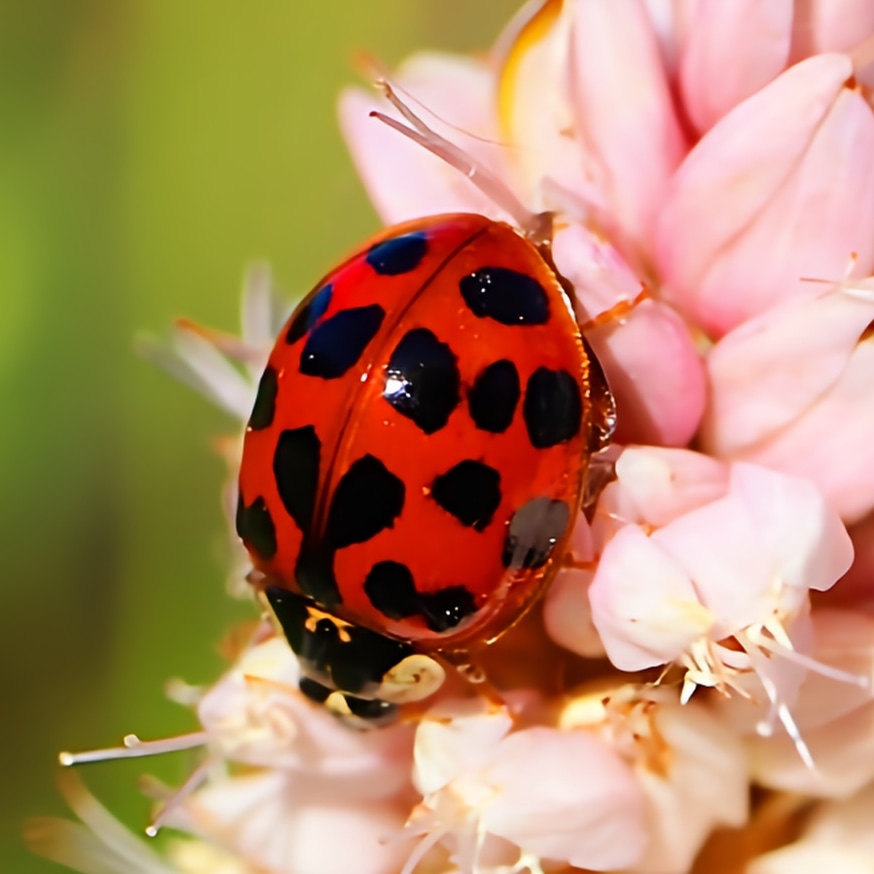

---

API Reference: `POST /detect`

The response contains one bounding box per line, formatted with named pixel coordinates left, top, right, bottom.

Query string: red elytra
left=237, top=213, right=614, bottom=668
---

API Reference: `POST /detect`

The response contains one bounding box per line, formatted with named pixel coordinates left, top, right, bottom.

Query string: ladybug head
left=261, top=587, right=446, bottom=727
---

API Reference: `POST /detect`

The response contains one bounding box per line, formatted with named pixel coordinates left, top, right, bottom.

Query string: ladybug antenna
left=370, top=80, right=553, bottom=246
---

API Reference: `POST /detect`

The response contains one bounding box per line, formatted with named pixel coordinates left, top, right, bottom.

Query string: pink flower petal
left=630, top=703, right=749, bottom=874
left=338, top=53, right=510, bottom=225
left=589, top=524, right=713, bottom=671
left=802, top=783, right=874, bottom=852
left=749, top=844, right=874, bottom=874
left=569, top=0, right=687, bottom=261
left=640, top=0, right=693, bottom=77
left=703, top=288, right=874, bottom=457
left=479, top=728, right=647, bottom=871
left=679, top=0, right=793, bottom=134
left=832, top=513, right=874, bottom=611
left=750, top=697, right=874, bottom=799
left=413, top=701, right=514, bottom=796
left=658, top=54, right=874, bottom=336
left=196, top=638, right=414, bottom=796
left=607, top=446, right=730, bottom=528
left=791, top=0, right=874, bottom=60
left=495, top=0, right=599, bottom=213
left=585, top=299, right=706, bottom=446
left=548, top=450, right=729, bottom=661
left=724, top=337, right=874, bottom=523
left=167, top=771, right=413, bottom=874
left=544, top=564, right=605, bottom=659
left=654, top=464, right=853, bottom=632
left=553, top=225, right=706, bottom=447
left=775, top=610, right=874, bottom=733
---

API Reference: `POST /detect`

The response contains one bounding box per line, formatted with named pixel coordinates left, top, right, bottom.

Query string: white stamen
left=145, top=756, right=214, bottom=837
left=737, top=634, right=817, bottom=771
left=59, top=732, right=208, bottom=767
left=838, top=280, right=874, bottom=304
left=400, top=824, right=450, bottom=874
left=750, top=626, right=870, bottom=688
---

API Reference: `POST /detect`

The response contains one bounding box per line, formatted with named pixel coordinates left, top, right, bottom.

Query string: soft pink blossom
left=657, top=54, right=874, bottom=336
left=31, top=3, right=874, bottom=874
left=338, top=54, right=508, bottom=224
left=747, top=609, right=874, bottom=797
left=790, top=0, right=874, bottom=61
left=407, top=701, right=647, bottom=873
left=748, top=781, right=874, bottom=873
left=703, top=280, right=874, bottom=522
left=196, top=637, right=415, bottom=796
left=552, top=226, right=706, bottom=446
left=165, top=770, right=413, bottom=874
left=678, top=0, right=794, bottom=134
left=583, top=453, right=853, bottom=753
left=561, top=687, right=748, bottom=874
left=832, top=513, right=874, bottom=611
left=567, top=0, right=687, bottom=260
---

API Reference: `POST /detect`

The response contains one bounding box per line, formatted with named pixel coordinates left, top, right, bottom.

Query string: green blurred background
left=0, top=2, right=515, bottom=870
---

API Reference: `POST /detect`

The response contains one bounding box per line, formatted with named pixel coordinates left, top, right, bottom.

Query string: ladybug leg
left=582, top=446, right=619, bottom=518
left=582, top=336, right=617, bottom=455
left=579, top=285, right=651, bottom=332
left=439, top=651, right=510, bottom=711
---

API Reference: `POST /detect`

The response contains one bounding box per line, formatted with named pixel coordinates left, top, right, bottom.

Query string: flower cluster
left=28, top=2, right=874, bottom=873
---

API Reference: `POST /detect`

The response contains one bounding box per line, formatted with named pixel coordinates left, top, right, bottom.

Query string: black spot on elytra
left=300, top=305, right=385, bottom=379
left=235, top=494, right=277, bottom=560
left=248, top=366, right=279, bottom=431
left=286, top=283, right=333, bottom=344
left=418, top=585, right=477, bottom=632
left=366, top=232, right=428, bottom=275
left=363, top=561, right=420, bottom=620
left=430, top=460, right=501, bottom=531
left=273, top=426, right=321, bottom=533
left=468, top=359, right=520, bottom=433
left=383, top=328, right=460, bottom=434
left=326, top=455, right=405, bottom=549
left=523, top=367, right=583, bottom=448
left=459, top=267, right=550, bottom=326
left=502, top=497, right=571, bottom=570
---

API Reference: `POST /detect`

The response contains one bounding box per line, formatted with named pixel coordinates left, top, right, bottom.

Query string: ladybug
left=235, top=212, right=615, bottom=726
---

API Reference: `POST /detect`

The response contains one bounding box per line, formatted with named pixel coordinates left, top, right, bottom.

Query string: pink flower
left=552, top=447, right=854, bottom=760
left=703, top=279, right=874, bottom=522
left=406, top=699, right=647, bottom=872
left=746, top=609, right=874, bottom=798
left=658, top=53, right=874, bottom=336
left=559, top=685, right=748, bottom=874
left=748, top=781, right=874, bottom=873
left=30, top=4, right=874, bottom=874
